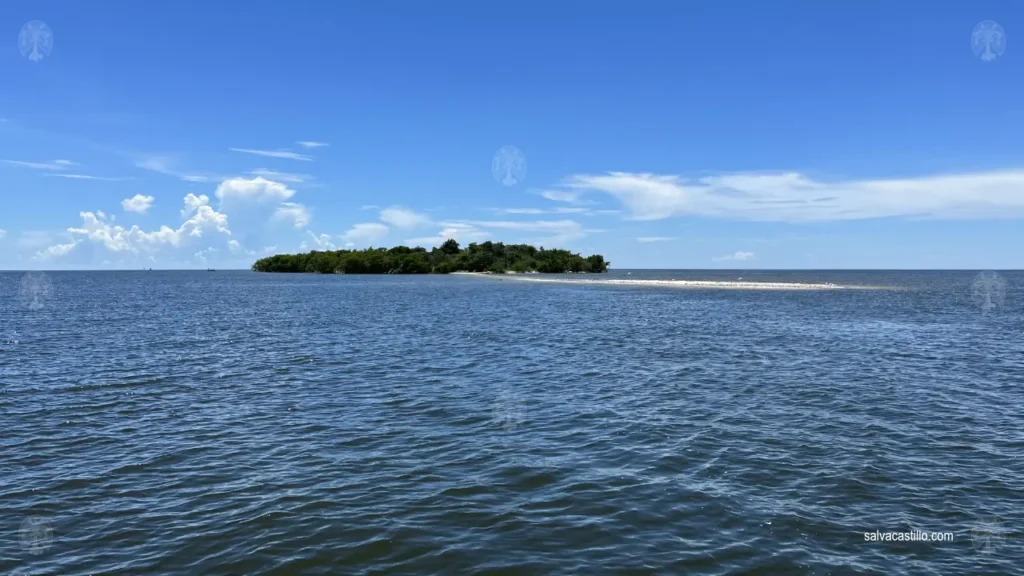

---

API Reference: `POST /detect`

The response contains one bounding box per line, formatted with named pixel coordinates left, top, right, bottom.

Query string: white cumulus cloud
left=272, top=202, right=311, bottom=228
left=300, top=231, right=337, bottom=251
left=194, top=247, right=217, bottom=264
left=182, top=193, right=210, bottom=217
left=35, top=241, right=79, bottom=260
left=215, top=177, right=296, bottom=204
left=49, top=198, right=231, bottom=258
left=246, top=245, right=278, bottom=257
left=121, top=194, right=154, bottom=214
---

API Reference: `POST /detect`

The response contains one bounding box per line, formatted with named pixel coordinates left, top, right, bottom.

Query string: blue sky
left=1, top=0, right=1022, bottom=269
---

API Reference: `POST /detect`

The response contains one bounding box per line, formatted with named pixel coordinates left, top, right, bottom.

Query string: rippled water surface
left=1, top=270, right=1022, bottom=575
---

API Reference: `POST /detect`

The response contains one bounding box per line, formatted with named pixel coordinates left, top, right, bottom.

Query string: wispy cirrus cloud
left=636, top=236, right=677, bottom=243
left=5, top=159, right=130, bottom=181
left=713, top=251, right=756, bottom=261
left=537, top=189, right=586, bottom=204
left=494, top=207, right=589, bottom=215
left=3, top=159, right=78, bottom=171
left=135, top=155, right=223, bottom=183
left=491, top=206, right=621, bottom=216
left=379, top=207, right=433, bottom=228
left=450, top=219, right=584, bottom=233
left=406, top=223, right=489, bottom=248
left=437, top=219, right=599, bottom=245
left=46, top=173, right=134, bottom=181
left=229, top=148, right=312, bottom=161
left=248, top=168, right=312, bottom=183
left=561, top=169, right=1024, bottom=222
left=296, top=141, right=329, bottom=149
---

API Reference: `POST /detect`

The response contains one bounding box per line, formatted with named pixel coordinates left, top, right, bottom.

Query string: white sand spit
left=454, top=272, right=888, bottom=291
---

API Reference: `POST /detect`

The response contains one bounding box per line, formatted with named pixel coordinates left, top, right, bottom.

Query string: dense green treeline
left=251, top=239, right=609, bottom=274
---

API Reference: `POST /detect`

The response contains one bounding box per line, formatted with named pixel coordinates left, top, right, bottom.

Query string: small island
left=252, top=239, right=609, bottom=274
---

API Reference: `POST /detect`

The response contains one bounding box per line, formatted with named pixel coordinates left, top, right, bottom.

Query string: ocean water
left=1, top=270, right=1021, bottom=575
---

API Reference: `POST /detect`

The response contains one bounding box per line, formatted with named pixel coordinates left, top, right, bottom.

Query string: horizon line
left=0, top=268, right=1019, bottom=273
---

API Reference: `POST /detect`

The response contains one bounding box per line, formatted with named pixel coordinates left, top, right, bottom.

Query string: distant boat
left=206, top=268, right=216, bottom=272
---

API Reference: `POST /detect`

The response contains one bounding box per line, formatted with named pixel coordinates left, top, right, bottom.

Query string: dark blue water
left=1, top=270, right=1021, bottom=575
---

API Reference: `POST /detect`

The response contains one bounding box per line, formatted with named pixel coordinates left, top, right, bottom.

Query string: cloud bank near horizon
left=13, top=163, right=1024, bottom=268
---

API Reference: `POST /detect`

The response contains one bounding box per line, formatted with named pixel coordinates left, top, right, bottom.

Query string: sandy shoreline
left=453, top=272, right=885, bottom=291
